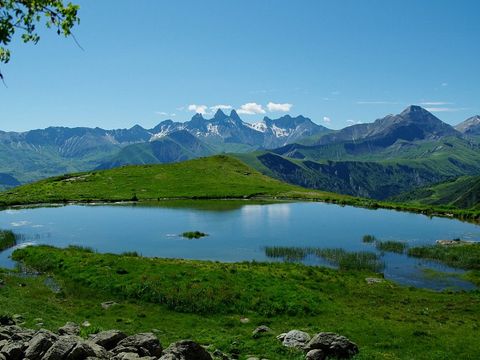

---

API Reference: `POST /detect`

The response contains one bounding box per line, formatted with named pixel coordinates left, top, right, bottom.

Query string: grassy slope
left=0, top=155, right=351, bottom=205
left=3, top=245, right=478, bottom=360
left=394, top=175, right=480, bottom=210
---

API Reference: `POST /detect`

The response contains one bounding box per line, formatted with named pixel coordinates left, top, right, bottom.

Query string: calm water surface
left=1, top=201, right=479, bottom=290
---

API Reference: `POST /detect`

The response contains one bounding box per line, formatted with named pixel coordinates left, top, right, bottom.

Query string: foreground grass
left=0, top=155, right=478, bottom=223
left=1, top=245, right=478, bottom=359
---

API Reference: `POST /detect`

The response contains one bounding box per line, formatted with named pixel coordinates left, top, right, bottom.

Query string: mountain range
left=1, top=106, right=479, bottom=200
left=0, top=110, right=327, bottom=186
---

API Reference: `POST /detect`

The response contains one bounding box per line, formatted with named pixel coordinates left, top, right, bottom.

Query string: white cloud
left=155, top=111, right=169, bottom=116
left=187, top=104, right=208, bottom=115
left=323, top=116, right=331, bottom=123
left=267, top=102, right=292, bottom=112
left=237, top=102, right=266, bottom=115
left=420, top=102, right=452, bottom=106
left=346, top=119, right=362, bottom=126
left=210, top=104, right=233, bottom=112
left=441, top=82, right=448, bottom=87
left=425, top=107, right=465, bottom=113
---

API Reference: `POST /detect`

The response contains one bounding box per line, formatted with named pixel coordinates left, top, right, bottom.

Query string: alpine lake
left=1, top=200, right=479, bottom=290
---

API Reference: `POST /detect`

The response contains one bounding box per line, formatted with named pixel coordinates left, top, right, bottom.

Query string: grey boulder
left=281, top=330, right=311, bottom=348
left=160, top=340, right=212, bottom=360
left=304, top=332, right=358, bottom=359
left=90, top=330, right=127, bottom=351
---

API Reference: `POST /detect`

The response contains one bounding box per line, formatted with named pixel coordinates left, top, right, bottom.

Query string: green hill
left=0, top=155, right=352, bottom=205
left=394, top=175, right=480, bottom=210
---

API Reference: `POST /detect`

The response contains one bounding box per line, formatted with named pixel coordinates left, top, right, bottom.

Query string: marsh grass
left=0, top=230, right=17, bottom=251
left=264, top=246, right=384, bottom=272
left=408, top=243, right=480, bottom=270
left=362, top=234, right=376, bottom=243
left=375, top=240, right=408, bottom=254
left=264, top=246, right=311, bottom=261
left=313, top=248, right=385, bottom=272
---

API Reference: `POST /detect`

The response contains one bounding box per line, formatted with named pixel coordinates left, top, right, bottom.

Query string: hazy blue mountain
left=0, top=173, right=20, bottom=190
left=315, top=105, right=459, bottom=147
left=455, top=115, right=480, bottom=136
left=97, top=130, right=215, bottom=169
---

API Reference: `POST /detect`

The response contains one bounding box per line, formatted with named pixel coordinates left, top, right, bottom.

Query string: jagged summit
left=400, top=105, right=430, bottom=116
left=213, top=109, right=227, bottom=120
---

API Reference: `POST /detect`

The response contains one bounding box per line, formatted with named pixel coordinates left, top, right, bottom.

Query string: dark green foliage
left=375, top=241, right=407, bottom=254
left=0, top=0, right=80, bottom=64
left=0, top=230, right=16, bottom=251
left=181, top=231, right=208, bottom=239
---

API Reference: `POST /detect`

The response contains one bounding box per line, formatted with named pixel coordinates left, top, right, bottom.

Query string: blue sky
left=1, top=0, right=479, bottom=131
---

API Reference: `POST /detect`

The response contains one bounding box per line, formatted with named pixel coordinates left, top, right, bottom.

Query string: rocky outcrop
left=0, top=322, right=211, bottom=360
left=277, top=330, right=359, bottom=359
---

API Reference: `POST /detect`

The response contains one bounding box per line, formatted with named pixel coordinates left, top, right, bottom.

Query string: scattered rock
left=0, top=323, right=232, bottom=360
left=90, top=330, right=127, bottom=350
left=24, top=329, right=58, bottom=359
left=160, top=340, right=212, bottom=360
left=58, top=322, right=81, bottom=336
left=41, top=335, right=79, bottom=360
left=276, top=333, right=287, bottom=342
left=304, top=332, right=359, bottom=358
left=305, top=349, right=326, bottom=360
left=1, top=342, right=24, bottom=360
left=101, top=301, right=119, bottom=310
left=114, top=333, right=162, bottom=357
left=239, top=318, right=250, bottom=324
left=281, top=330, right=311, bottom=348
left=252, top=325, right=272, bottom=337
left=82, top=321, right=91, bottom=328
left=365, top=277, right=385, bottom=285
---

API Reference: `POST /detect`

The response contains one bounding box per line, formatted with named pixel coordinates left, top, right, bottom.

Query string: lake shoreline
left=1, top=195, right=479, bottom=225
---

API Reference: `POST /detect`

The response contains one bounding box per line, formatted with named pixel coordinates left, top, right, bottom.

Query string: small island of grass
left=181, top=231, right=208, bottom=239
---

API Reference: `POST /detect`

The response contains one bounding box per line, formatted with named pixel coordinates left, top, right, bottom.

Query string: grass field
left=0, top=245, right=477, bottom=359
left=0, top=155, right=479, bottom=223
